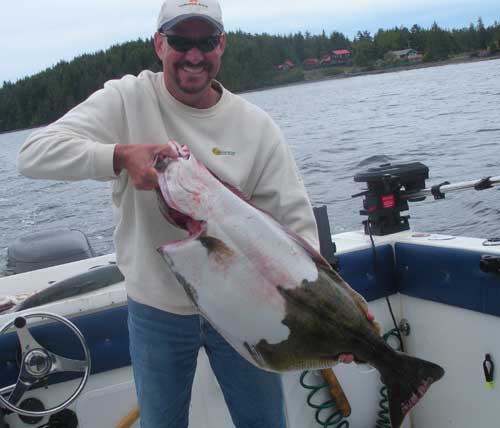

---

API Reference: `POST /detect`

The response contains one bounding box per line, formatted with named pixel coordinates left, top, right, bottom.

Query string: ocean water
left=1, top=59, right=499, bottom=275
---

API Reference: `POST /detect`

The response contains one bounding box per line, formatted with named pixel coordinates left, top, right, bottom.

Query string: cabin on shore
left=320, top=54, right=332, bottom=65
left=277, top=49, right=352, bottom=71
left=277, top=59, right=296, bottom=71
left=386, top=49, right=423, bottom=63
left=302, top=58, right=320, bottom=69
left=331, top=49, right=351, bottom=64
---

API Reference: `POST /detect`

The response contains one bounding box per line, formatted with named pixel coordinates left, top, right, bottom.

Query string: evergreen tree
left=329, top=31, right=351, bottom=50
left=353, top=31, right=378, bottom=66
left=477, top=17, right=489, bottom=50
left=424, top=22, right=452, bottom=61
left=409, top=24, right=426, bottom=52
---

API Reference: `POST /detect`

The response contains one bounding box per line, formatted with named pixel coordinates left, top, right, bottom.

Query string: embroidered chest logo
left=212, top=147, right=236, bottom=156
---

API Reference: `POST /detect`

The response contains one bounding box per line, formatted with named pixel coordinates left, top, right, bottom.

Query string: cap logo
left=157, top=0, right=223, bottom=32
left=178, top=0, right=208, bottom=9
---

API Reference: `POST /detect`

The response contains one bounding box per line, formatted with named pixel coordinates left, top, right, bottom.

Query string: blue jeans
left=127, top=298, right=286, bottom=428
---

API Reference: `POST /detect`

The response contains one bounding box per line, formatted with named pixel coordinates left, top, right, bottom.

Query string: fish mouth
left=157, top=186, right=205, bottom=237
left=156, top=207, right=206, bottom=258
left=162, top=202, right=205, bottom=237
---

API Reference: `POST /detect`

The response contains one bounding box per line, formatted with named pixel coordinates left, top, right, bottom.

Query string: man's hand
left=337, top=309, right=375, bottom=364
left=113, top=141, right=189, bottom=190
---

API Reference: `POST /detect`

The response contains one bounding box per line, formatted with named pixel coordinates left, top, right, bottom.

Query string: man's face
left=154, top=18, right=225, bottom=104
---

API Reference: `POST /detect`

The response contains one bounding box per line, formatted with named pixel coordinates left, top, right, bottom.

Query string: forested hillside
left=1, top=19, right=499, bottom=133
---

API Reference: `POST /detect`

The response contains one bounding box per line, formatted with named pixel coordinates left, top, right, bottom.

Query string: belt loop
left=199, top=315, right=207, bottom=339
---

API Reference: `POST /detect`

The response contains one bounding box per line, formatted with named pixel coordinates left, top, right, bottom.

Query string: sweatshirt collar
left=160, top=76, right=229, bottom=117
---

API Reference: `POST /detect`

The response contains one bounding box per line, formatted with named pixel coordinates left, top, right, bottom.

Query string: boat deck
left=1, top=230, right=499, bottom=427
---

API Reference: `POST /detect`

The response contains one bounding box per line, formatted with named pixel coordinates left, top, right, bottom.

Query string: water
left=1, top=59, right=499, bottom=275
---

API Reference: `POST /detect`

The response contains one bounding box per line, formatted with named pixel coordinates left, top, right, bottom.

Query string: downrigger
left=352, top=162, right=500, bottom=236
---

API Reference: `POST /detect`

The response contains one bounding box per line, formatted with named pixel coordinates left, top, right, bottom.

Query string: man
left=18, top=0, right=359, bottom=426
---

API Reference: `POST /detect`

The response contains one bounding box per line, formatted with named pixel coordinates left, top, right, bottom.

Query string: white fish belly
left=159, top=212, right=320, bottom=368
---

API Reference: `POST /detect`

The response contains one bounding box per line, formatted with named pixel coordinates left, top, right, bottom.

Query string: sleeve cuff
left=93, top=142, right=118, bottom=179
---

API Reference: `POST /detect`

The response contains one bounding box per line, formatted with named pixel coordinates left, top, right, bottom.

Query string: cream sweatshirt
left=18, top=70, right=319, bottom=314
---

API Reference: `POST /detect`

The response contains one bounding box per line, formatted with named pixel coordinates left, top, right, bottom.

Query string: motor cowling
left=6, top=228, right=94, bottom=275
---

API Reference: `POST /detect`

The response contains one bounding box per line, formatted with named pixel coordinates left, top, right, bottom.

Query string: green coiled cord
left=300, top=328, right=402, bottom=428
left=376, top=328, right=403, bottom=428
left=299, top=371, right=350, bottom=427
left=376, top=385, right=391, bottom=428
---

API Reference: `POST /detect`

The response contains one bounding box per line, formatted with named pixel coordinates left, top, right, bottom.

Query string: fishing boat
left=0, top=162, right=499, bottom=428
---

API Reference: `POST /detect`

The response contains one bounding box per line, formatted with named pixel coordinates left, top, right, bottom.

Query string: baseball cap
left=157, top=0, right=224, bottom=33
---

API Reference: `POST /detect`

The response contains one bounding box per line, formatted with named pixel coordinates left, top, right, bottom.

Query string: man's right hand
left=113, top=142, right=189, bottom=190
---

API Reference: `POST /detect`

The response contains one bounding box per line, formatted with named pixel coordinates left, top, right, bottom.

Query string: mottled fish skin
left=156, top=155, right=445, bottom=428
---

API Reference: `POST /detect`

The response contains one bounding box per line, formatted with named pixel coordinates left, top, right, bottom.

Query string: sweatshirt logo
left=212, top=147, right=236, bottom=156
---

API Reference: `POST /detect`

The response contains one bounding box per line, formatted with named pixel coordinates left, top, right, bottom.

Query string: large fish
left=155, top=154, right=445, bottom=428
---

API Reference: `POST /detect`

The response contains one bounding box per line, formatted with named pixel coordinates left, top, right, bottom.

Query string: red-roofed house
left=332, top=49, right=351, bottom=56
left=320, top=55, right=332, bottom=65
left=277, top=59, right=295, bottom=71
left=331, top=49, right=351, bottom=64
left=302, top=58, right=320, bottom=68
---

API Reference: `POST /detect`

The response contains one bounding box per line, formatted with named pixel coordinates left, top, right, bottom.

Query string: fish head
left=156, top=154, right=218, bottom=235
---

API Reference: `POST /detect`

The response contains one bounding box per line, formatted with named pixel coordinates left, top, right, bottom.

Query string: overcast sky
left=1, top=0, right=499, bottom=84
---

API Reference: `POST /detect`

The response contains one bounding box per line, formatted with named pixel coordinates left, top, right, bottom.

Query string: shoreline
left=241, top=54, right=500, bottom=94
left=2, top=54, right=499, bottom=136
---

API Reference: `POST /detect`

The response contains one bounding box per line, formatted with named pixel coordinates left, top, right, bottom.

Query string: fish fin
left=282, top=227, right=332, bottom=270
left=322, top=267, right=381, bottom=335
left=383, top=352, right=445, bottom=428
left=216, top=177, right=252, bottom=203
left=254, top=338, right=341, bottom=371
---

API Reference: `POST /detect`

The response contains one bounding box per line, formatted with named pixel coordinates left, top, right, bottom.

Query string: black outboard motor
left=7, top=228, right=94, bottom=274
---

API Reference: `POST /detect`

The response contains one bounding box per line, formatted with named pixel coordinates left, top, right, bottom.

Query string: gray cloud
left=1, top=0, right=499, bottom=84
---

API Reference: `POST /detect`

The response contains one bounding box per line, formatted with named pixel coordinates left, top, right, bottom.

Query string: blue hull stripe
left=337, top=244, right=397, bottom=301
left=395, top=243, right=500, bottom=317
left=1, top=242, right=498, bottom=387
left=0, top=305, right=129, bottom=389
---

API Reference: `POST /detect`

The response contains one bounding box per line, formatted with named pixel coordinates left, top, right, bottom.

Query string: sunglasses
left=160, top=33, right=221, bottom=53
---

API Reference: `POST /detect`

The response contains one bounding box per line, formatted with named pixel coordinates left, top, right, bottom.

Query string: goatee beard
left=175, top=62, right=212, bottom=94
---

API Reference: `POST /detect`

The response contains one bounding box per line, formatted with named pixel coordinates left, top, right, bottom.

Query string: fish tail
left=382, top=352, right=445, bottom=428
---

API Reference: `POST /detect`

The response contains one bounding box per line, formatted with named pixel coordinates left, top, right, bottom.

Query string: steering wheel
left=0, top=312, right=91, bottom=417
